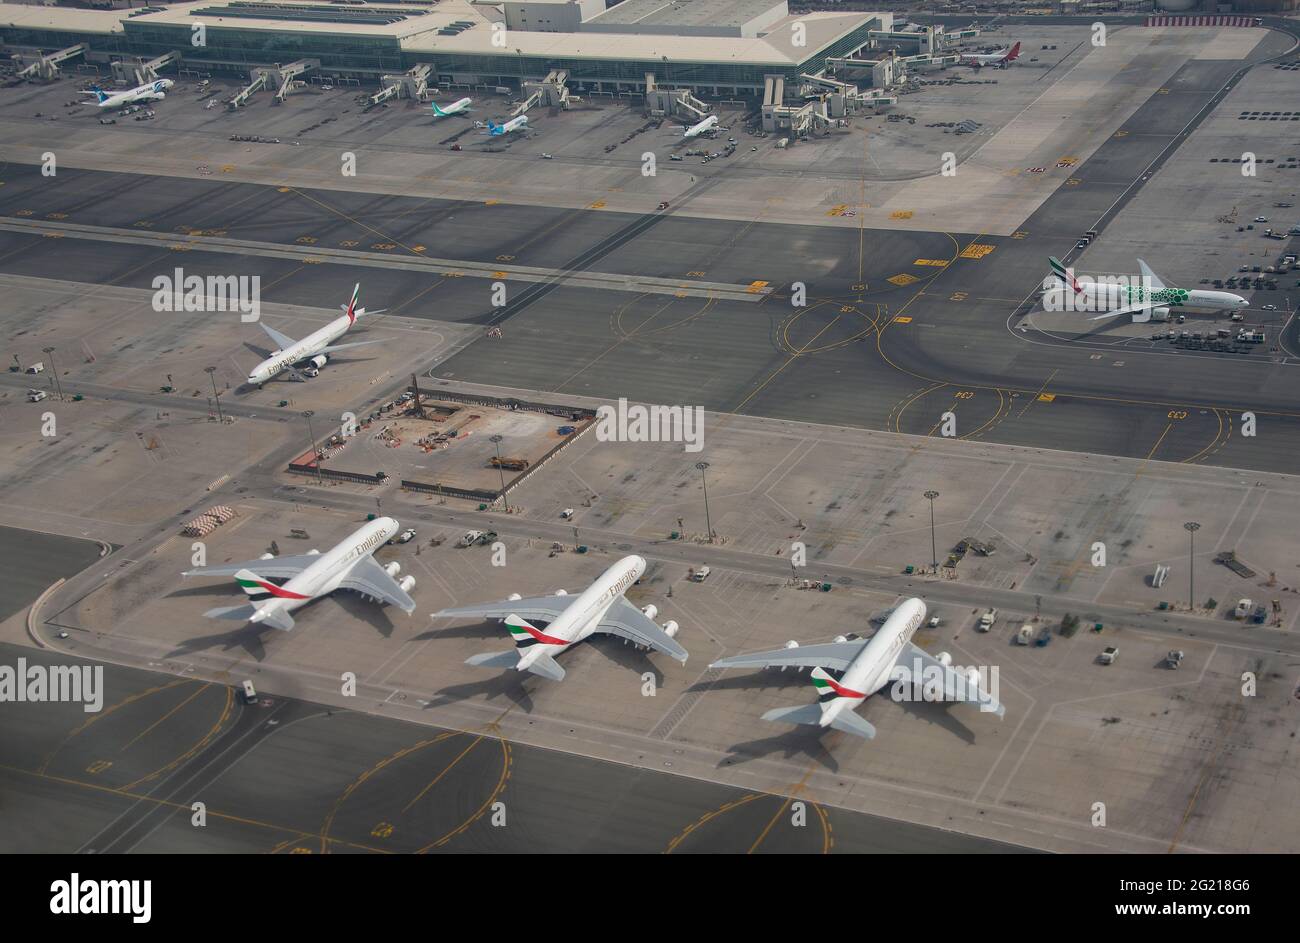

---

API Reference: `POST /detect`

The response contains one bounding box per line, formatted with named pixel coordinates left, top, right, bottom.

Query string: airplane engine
left=384, top=561, right=401, bottom=578
left=508, top=592, right=522, bottom=601
left=936, top=652, right=952, bottom=666
left=555, top=589, right=568, bottom=596
left=833, top=634, right=848, bottom=644
left=641, top=604, right=658, bottom=621
left=965, top=667, right=982, bottom=685
left=784, top=640, right=800, bottom=649
left=662, top=620, right=679, bottom=638
left=399, top=575, right=416, bottom=593
left=259, top=552, right=276, bottom=560
left=309, top=354, right=328, bottom=369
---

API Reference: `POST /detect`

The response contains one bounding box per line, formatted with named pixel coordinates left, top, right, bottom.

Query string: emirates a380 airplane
left=183, top=517, right=416, bottom=630
left=711, top=597, right=1003, bottom=739
left=431, top=555, right=687, bottom=680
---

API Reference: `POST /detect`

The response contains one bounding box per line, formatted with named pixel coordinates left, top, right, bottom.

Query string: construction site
left=292, top=386, right=597, bottom=502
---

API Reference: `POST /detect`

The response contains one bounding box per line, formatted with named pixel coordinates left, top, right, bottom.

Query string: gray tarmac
left=4, top=47, right=1300, bottom=471
left=0, top=642, right=1032, bottom=853
left=0, top=526, right=104, bottom=621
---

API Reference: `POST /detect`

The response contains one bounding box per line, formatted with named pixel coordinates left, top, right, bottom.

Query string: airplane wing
left=337, top=555, right=415, bottom=614
left=183, top=553, right=321, bottom=579
left=316, top=338, right=387, bottom=355
left=592, top=597, right=688, bottom=663
left=1088, top=302, right=1152, bottom=321
left=432, top=593, right=577, bottom=624
left=258, top=322, right=298, bottom=350
left=1137, top=258, right=1166, bottom=291
left=896, top=643, right=1005, bottom=717
left=711, top=639, right=868, bottom=672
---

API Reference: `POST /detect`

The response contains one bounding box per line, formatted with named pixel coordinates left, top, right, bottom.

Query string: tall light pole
left=205, top=366, right=225, bottom=423
left=924, top=490, right=940, bottom=571
left=491, top=434, right=509, bottom=512
left=1184, top=521, right=1200, bottom=611
left=42, top=346, right=64, bottom=401
left=302, top=409, right=322, bottom=484
left=696, top=461, right=712, bottom=543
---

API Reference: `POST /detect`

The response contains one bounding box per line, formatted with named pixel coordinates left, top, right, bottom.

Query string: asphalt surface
left=0, top=642, right=1033, bottom=853
left=0, top=525, right=104, bottom=621
left=3, top=36, right=1300, bottom=471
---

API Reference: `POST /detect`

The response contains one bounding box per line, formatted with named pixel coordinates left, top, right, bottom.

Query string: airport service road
left=0, top=643, right=1032, bottom=853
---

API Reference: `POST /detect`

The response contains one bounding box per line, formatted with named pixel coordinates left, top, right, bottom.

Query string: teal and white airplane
left=1048, top=256, right=1249, bottom=323
left=431, top=97, right=472, bottom=118
left=81, top=78, right=173, bottom=110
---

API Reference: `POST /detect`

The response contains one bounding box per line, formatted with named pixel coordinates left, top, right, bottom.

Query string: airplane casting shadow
left=425, top=671, right=536, bottom=713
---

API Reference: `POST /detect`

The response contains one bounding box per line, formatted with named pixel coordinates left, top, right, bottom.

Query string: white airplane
left=486, top=115, right=528, bottom=136
left=431, top=554, right=687, bottom=681
left=959, top=42, right=1021, bottom=68
left=682, top=115, right=721, bottom=139
left=1047, top=256, right=1249, bottom=323
left=247, top=283, right=385, bottom=385
left=710, top=598, right=1003, bottom=740
left=182, top=517, right=416, bottom=631
left=432, top=97, right=472, bottom=118
left=81, top=78, right=174, bottom=109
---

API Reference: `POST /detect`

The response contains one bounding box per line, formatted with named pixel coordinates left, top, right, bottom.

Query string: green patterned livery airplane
left=1047, top=256, right=1249, bottom=323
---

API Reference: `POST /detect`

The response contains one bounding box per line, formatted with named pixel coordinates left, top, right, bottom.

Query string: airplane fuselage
left=248, top=517, right=399, bottom=624
left=818, top=598, right=926, bottom=727
left=683, top=115, right=719, bottom=139
left=92, top=79, right=173, bottom=109
left=1078, top=284, right=1248, bottom=313
left=489, top=115, right=528, bottom=135
left=433, top=97, right=472, bottom=117
left=249, top=314, right=353, bottom=384
left=515, top=554, right=646, bottom=669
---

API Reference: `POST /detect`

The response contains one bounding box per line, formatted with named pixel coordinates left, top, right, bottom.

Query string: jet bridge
left=370, top=64, right=431, bottom=106
left=517, top=69, right=569, bottom=115
left=14, top=44, right=87, bottom=81
left=230, top=59, right=319, bottom=109
left=644, top=76, right=709, bottom=121
left=111, top=51, right=181, bottom=87
left=227, top=72, right=268, bottom=110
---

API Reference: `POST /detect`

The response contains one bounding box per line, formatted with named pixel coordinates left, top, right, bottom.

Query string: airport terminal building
left=0, top=0, right=892, bottom=96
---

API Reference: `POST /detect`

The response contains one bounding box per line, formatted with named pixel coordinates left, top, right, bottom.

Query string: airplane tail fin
left=1048, top=256, right=1081, bottom=294
left=341, top=283, right=362, bottom=323
left=1006, top=41, right=1021, bottom=61
left=810, top=665, right=868, bottom=704
left=505, top=613, right=563, bottom=649
left=233, top=568, right=310, bottom=604
left=487, top=119, right=499, bottom=133
left=92, top=86, right=108, bottom=102
left=431, top=102, right=446, bottom=117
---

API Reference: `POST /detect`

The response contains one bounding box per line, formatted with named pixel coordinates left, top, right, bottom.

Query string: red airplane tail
left=1004, top=41, right=1021, bottom=62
